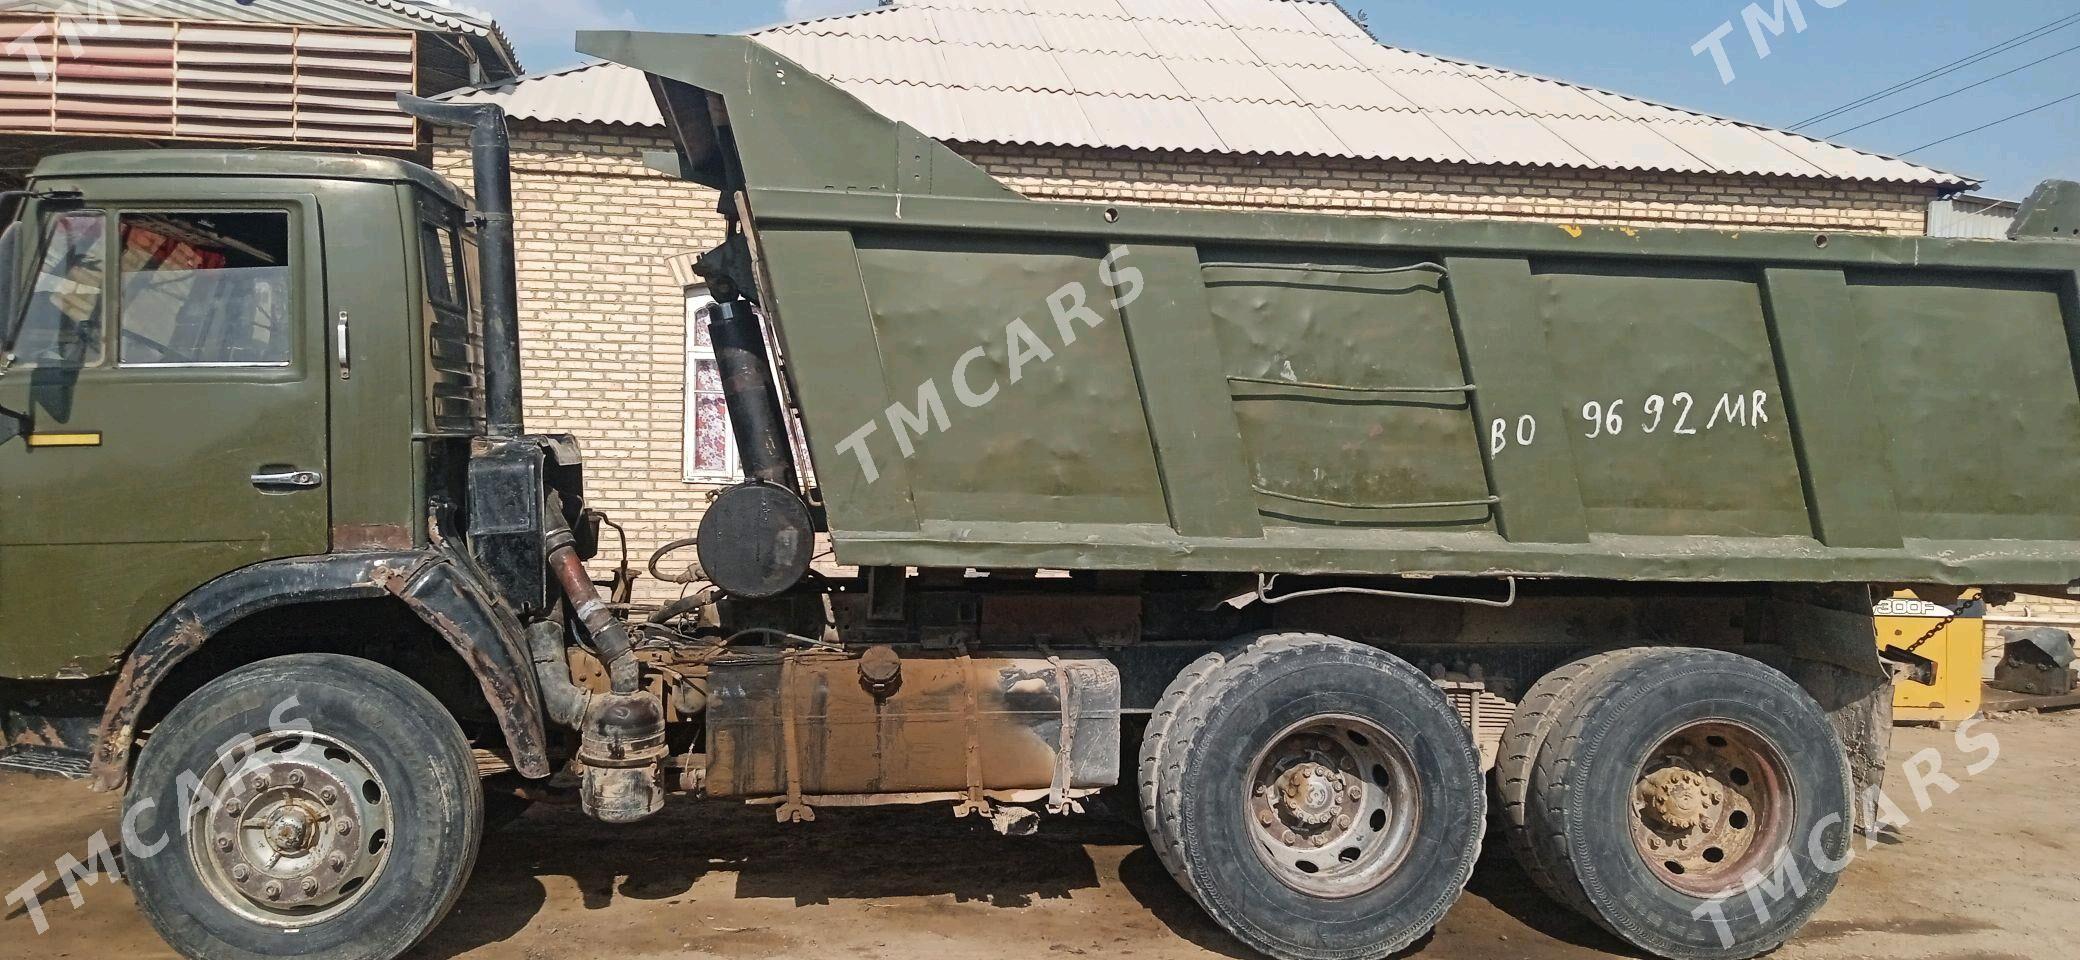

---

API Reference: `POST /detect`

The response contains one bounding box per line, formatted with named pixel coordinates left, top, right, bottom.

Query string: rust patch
left=379, top=557, right=552, bottom=780
left=332, top=523, right=413, bottom=551
left=8, top=716, right=70, bottom=752
left=88, top=612, right=208, bottom=792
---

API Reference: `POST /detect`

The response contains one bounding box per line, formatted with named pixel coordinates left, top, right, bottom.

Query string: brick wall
left=436, top=122, right=1940, bottom=603
left=958, top=144, right=1936, bottom=235
left=434, top=121, right=724, bottom=606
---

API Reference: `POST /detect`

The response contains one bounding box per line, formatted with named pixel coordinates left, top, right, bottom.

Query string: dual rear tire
left=1500, top=648, right=1856, bottom=960
left=1142, top=639, right=1854, bottom=960
left=1140, top=633, right=1485, bottom=960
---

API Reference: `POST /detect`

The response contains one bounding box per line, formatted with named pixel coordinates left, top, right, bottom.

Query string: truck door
left=0, top=197, right=330, bottom=679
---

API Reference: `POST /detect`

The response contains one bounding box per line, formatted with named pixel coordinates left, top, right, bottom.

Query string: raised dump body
left=585, top=32, right=2080, bottom=589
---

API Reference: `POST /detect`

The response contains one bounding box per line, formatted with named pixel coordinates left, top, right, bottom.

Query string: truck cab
left=0, top=151, right=492, bottom=684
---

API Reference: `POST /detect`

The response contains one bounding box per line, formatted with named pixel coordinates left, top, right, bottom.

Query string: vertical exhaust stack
left=397, top=94, right=525, bottom=437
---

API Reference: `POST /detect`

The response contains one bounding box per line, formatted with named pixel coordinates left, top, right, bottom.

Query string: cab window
left=118, top=211, right=292, bottom=366
left=12, top=209, right=107, bottom=367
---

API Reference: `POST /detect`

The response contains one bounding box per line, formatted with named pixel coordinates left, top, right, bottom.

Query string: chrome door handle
left=251, top=469, right=323, bottom=490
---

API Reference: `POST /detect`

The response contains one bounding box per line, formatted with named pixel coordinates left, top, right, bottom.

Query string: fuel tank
left=704, top=648, right=1121, bottom=802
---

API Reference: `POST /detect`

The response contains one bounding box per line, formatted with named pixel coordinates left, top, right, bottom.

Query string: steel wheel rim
left=1244, top=714, right=1421, bottom=899
left=186, top=730, right=395, bottom=926
left=1628, top=719, right=1794, bottom=898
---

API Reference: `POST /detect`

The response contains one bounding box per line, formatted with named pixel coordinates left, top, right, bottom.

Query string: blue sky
left=467, top=1, right=2078, bottom=198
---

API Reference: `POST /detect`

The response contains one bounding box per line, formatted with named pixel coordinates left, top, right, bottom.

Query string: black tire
left=1528, top=648, right=1854, bottom=960
left=1492, top=648, right=1644, bottom=907
left=126, top=654, right=484, bottom=960
left=1137, top=634, right=1257, bottom=893
left=1154, top=633, right=1485, bottom=960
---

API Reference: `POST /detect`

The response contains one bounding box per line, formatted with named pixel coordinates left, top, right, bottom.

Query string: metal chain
left=1904, top=612, right=1957, bottom=653
left=1902, top=593, right=1982, bottom=653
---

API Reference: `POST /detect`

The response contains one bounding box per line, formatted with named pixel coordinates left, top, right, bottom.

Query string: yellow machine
left=1874, top=589, right=1986, bottom=725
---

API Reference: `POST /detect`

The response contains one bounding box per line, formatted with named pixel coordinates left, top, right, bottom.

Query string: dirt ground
left=1, top=711, right=2073, bottom=960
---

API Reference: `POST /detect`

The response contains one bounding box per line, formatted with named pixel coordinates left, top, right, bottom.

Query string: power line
left=1790, top=11, right=2080, bottom=131
left=1900, top=89, right=2080, bottom=156
left=1824, top=40, right=2080, bottom=139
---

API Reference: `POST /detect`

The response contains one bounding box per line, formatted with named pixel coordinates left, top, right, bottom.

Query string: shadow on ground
left=411, top=791, right=1632, bottom=960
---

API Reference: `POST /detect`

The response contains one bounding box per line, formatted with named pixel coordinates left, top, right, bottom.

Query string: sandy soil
left=1, top=711, right=2072, bottom=960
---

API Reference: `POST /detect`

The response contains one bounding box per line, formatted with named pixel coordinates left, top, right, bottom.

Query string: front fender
left=90, top=550, right=550, bottom=791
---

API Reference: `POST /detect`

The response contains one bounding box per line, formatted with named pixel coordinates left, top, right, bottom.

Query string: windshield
left=4, top=210, right=105, bottom=369
left=0, top=219, right=21, bottom=359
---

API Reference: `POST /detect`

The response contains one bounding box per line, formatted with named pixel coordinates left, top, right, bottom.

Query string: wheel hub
left=263, top=803, right=322, bottom=855
left=1245, top=718, right=1420, bottom=899
left=1275, top=762, right=1348, bottom=827
left=189, top=735, right=393, bottom=925
left=1628, top=722, right=1791, bottom=898
left=1636, top=765, right=1719, bottom=831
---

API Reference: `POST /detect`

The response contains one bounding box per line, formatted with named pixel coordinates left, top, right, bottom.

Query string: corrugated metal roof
left=0, top=0, right=519, bottom=73
left=1928, top=195, right=2018, bottom=239
left=443, top=0, right=1969, bottom=187
left=439, top=58, right=659, bottom=125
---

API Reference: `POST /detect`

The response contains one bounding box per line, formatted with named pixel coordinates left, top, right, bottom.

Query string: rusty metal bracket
left=953, top=654, right=991, bottom=819
left=1045, top=654, right=1078, bottom=815
left=774, top=653, right=815, bottom=823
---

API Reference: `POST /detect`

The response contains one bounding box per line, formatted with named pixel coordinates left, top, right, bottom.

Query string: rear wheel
left=1492, top=648, right=1641, bottom=907
left=1152, top=633, right=1484, bottom=960
left=126, top=654, right=483, bottom=960
left=1137, top=636, right=1256, bottom=890
left=1528, top=648, right=1853, bottom=960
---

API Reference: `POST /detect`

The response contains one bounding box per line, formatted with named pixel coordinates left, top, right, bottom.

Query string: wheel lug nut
left=329, top=853, right=347, bottom=872
left=336, top=821, right=353, bottom=837
left=231, top=864, right=251, bottom=882
left=1258, top=809, right=1275, bottom=826
left=263, top=881, right=281, bottom=901
left=320, top=787, right=337, bottom=804
left=1280, top=830, right=1298, bottom=845
left=1335, top=814, right=1351, bottom=829
left=1347, top=785, right=1362, bottom=800
left=215, top=836, right=233, bottom=853
left=301, top=877, right=319, bottom=896
left=287, top=771, right=305, bottom=788
left=250, top=775, right=268, bottom=792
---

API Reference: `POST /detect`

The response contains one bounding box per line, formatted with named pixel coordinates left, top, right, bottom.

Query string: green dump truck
left=2, top=28, right=2076, bottom=960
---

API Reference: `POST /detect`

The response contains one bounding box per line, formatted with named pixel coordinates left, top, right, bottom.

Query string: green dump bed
left=585, top=32, right=2080, bottom=587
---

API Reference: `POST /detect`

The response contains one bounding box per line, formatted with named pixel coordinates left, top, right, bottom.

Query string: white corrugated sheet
left=1928, top=195, right=2019, bottom=238
left=444, top=0, right=1969, bottom=187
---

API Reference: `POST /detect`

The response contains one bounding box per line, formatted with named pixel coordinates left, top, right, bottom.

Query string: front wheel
left=1151, top=633, right=1484, bottom=960
left=126, top=654, right=484, bottom=960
